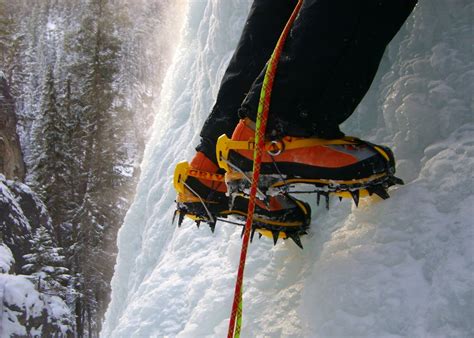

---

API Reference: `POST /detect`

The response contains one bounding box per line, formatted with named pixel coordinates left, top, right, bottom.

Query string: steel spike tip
left=272, top=231, right=280, bottom=245
left=288, top=232, right=303, bottom=249
left=178, top=212, right=185, bottom=227
left=374, top=186, right=390, bottom=200
left=209, top=221, right=216, bottom=233
left=350, top=190, right=360, bottom=207
left=172, top=209, right=178, bottom=225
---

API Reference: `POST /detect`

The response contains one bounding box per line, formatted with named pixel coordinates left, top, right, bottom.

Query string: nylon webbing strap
left=227, top=1, right=304, bottom=337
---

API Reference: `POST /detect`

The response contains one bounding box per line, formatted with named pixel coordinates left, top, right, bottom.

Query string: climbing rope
left=227, top=1, right=304, bottom=337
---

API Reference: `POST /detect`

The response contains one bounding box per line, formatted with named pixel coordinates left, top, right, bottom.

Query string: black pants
left=198, top=0, right=417, bottom=162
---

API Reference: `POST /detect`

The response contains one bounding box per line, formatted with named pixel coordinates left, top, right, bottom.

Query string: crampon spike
left=195, top=220, right=201, bottom=229
left=392, top=176, right=405, bottom=185
left=367, top=187, right=374, bottom=196
left=373, top=186, right=390, bottom=200
left=172, top=209, right=178, bottom=225
left=240, top=226, right=245, bottom=238
left=350, top=190, right=360, bottom=207
left=250, top=227, right=256, bottom=243
left=339, top=196, right=343, bottom=202
left=316, top=193, right=321, bottom=206
left=209, top=221, right=216, bottom=233
left=288, top=232, right=303, bottom=249
left=258, top=233, right=263, bottom=239
left=178, top=211, right=185, bottom=227
left=272, top=231, right=280, bottom=246
left=325, top=193, right=330, bottom=210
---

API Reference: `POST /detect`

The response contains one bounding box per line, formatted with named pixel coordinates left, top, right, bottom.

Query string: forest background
left=0, top=0, right=179, bottom=336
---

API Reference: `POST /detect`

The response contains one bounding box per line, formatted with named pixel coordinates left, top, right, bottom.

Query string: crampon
left=173, top=159, right=311, bottom=248
left=216, top=119, right=404, bottom=208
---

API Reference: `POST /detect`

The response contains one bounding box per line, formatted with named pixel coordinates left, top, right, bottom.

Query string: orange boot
left=173, top=152, right=311, bottom=247
left=216, top=119, right=403, bottom=206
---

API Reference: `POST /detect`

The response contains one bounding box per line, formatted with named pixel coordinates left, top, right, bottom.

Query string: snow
left=0, top=175, right=32, bottom=231
left=1, top=175, right=72, bottom=336
left=103, top=0, right=474, bottom=336
left=0, top=244, right=14, bottom=273
left=0, top=273, right=71, bottom=337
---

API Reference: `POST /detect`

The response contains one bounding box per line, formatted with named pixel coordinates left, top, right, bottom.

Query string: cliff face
left=0, top=72, right=25, bottom=181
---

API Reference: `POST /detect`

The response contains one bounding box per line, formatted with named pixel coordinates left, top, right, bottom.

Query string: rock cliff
left=0, top=71, right=25, bottom=181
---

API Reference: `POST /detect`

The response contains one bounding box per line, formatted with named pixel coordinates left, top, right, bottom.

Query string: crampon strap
left=227, top=1, right=304, bottom=337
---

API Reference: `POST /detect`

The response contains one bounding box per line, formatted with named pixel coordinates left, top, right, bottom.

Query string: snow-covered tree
left=23, top=226, right=70, bottom=298
left=29, top=67, right=72, bottom=243
left=66, top=0, right=132, bottom=334
left=0, top=0, right=22, bottom=86
left=3, top=0, right=174, bottom=335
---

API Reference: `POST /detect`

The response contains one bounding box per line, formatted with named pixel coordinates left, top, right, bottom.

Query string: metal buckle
left=267, top=140, right=284, bottom=156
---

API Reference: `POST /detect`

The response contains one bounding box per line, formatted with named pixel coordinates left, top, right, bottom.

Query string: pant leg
left=239, top=0, right=418, bottom=139
left=197, top=0, right=297, bottom=163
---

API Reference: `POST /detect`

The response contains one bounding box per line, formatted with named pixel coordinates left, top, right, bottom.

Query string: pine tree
left=4, top=1, right=172, bottom=335
left=0, top=1, right=14, bottom=64
left=30, top=66, right=70, bottom=244
left=0, top=0, right=24, bottom=88
left=67, top=0, right=131, bottom=335
left=23, top=226, right=70, bottom=298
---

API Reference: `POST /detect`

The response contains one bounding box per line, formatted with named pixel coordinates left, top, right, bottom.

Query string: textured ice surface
left=102, top=0, right=473, bottom=336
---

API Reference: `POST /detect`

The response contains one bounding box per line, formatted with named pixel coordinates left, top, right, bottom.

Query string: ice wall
left=102, top=0, right=473, bottom=336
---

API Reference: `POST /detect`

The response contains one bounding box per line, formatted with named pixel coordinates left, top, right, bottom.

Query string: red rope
left=227, top=1, right=304, bottom=337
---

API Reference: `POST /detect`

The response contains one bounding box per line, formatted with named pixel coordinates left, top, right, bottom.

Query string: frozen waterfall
left=102, top=0, right=473, bottom=336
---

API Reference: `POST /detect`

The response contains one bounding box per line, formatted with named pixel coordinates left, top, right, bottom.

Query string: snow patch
left=0, top=244, right=14, bottom=273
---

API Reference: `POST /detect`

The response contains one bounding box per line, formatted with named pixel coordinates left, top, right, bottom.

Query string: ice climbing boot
left=173, top=152, right=312, bottom=247
left=216, top=119, right=404, bottom=207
